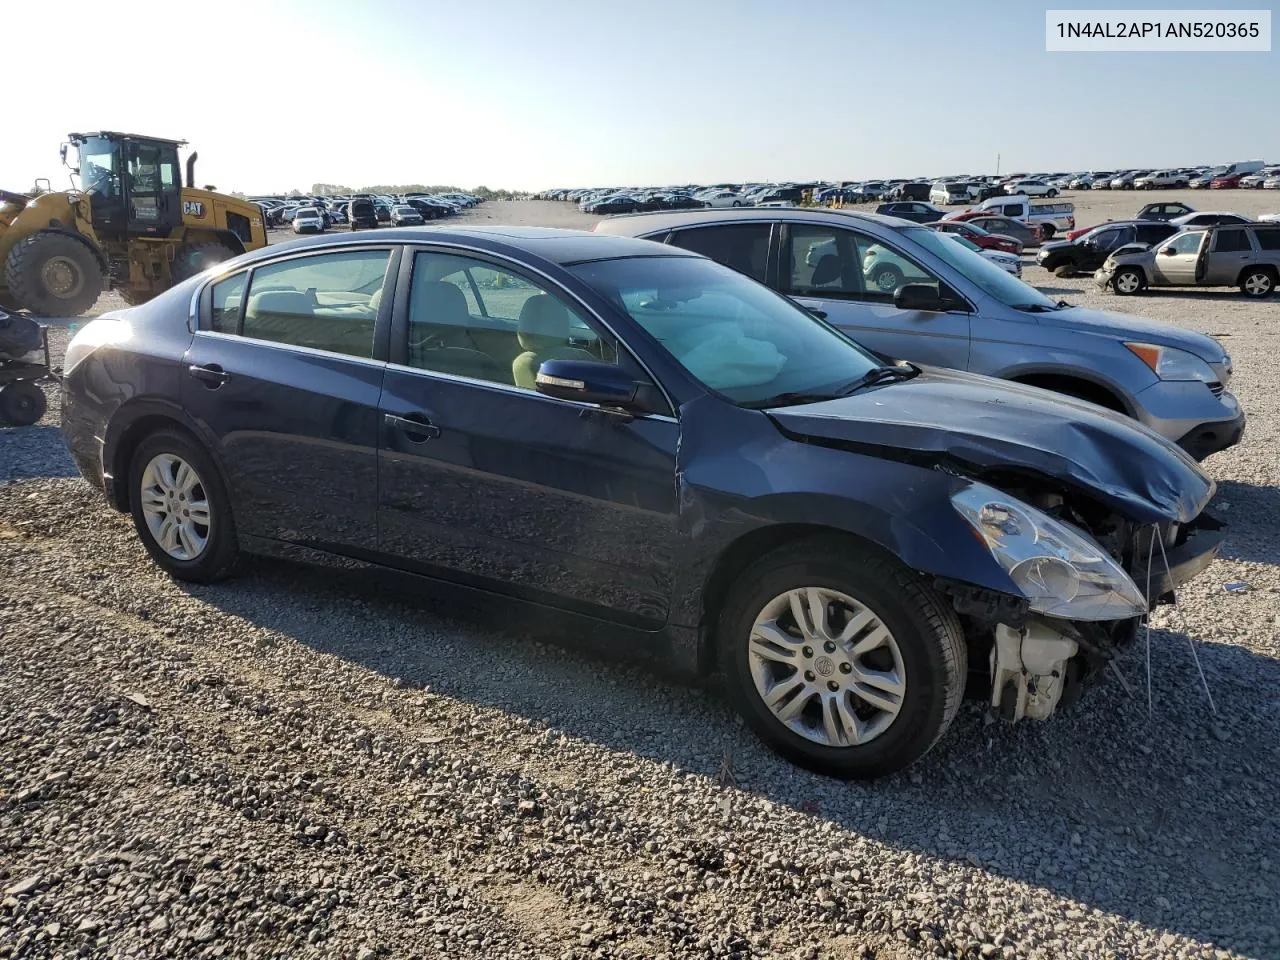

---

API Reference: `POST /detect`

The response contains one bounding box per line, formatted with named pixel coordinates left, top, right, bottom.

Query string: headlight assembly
left=952, top=483, right=1147, bottom=621
left=1124, top=342, right=1218, bottom=383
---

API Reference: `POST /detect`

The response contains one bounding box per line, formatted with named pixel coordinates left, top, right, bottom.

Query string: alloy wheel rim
left=1245, top=273, right=1271, bottom=295
left=41, top=256, right=83, bottom=298
left=748, top=587, right=907, bottom=747
left=876, top=270, right=900, bottom=292
left=139, top=454, right=212, bottom=561
left=1117, top=272, right=1140, bottom=293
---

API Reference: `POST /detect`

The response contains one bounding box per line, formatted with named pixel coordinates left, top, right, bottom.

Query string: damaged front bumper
left=1130, top=510, right=1227, bottom=606
left=956, top=509, right=1226, bottom=723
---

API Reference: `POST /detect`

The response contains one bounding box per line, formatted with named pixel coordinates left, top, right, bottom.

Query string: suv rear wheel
left=717, top=538, right=966, bottom=779
left=1240, top=267, right=1276, bottom=298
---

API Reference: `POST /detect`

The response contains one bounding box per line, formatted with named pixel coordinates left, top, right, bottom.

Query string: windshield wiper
left=1015, top=300, right=1072, bottom=313
left=752, top=364, right=918, bottom=408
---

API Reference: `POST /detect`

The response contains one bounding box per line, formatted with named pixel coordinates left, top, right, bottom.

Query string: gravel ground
left=2, top=196, right=1279, bottom=960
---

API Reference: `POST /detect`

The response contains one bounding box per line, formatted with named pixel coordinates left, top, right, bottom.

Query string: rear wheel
left=128, top=429, right=239, bottom=582
left=1040, top=224, right=1057, bottom=240
left=871, top=265, right=904, bottom=293
left=171, top=241, right=235, bottom=283
left=0, top=380, right=46, bottom=426
left=718, top=538, right=966, bottom=779
left=1241, top=267, right=1276, bottom=298
left=1113, top=267, right=1145, bottom=295
left=4, top=232, right=104, bottom=317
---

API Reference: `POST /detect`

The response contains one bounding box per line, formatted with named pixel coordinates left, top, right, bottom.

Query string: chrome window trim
left=191, top=328, right=386, bottom=368
left=384, top=360, right=677, bottom=423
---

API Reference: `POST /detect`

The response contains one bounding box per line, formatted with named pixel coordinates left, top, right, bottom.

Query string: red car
left=1211, top=174, right=1243, bottom=189
left=925, top=219, right=1023, bottom=255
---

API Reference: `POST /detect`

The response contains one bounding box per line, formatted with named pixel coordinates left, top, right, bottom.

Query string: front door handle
left=188, top=363, right=230, bottom=387
left=384, top=412, right=441, bottom=442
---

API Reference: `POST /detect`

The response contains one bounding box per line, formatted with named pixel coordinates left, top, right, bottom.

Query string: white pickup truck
left=973, top=195, right=1076, bottom=238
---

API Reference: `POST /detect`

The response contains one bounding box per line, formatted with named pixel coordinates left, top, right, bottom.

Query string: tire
left=871, top=265, right=904, bottom=293
left=128, top=428, right=239, bottom=582
left=1046, top=189, right=1058, bottom=198
left=3, top=232, right=104, bottom=317
left=732, top=200, right=741, bottom=207
left=171, top=242, right=235, bottom=283
left=717, top=536, right=967, bottom=779
left=1240, top=267, right=1276, bottom=298
left=1040, top=224, right=1056, bottom=240
left=0, top=380, right=47, bottom=426
left=1052, top=263, right=1077, bottom=278
left=1113, top=267, right=1145, bottom=295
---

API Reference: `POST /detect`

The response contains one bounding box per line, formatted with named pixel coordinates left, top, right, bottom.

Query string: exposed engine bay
left=935, top=473, right=1224, bottom=724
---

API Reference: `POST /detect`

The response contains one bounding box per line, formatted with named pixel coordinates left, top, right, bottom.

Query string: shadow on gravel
left=0, top=425, right=78, bottom=482
left=1213, top=480, right=1280, bottom=566
left=186, top=559, right=1280, bottom=958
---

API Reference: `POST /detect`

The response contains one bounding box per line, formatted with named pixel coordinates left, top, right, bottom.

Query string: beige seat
left=511, top=295, right=595, bottom=389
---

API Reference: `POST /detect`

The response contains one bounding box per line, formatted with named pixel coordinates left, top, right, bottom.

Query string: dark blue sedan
left=60, top=226, right=1224, bottom=778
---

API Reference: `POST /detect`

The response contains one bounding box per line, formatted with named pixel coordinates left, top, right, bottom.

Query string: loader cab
left=67, top=132, right=184, bottom=238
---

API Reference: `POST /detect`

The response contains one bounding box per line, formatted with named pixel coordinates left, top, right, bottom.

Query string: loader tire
left=171, top=242, right=235, bottom=283
left=4, top=232, right=104, bottom=317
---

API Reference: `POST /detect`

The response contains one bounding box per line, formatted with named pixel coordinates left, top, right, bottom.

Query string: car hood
left=767, top=367, right=1213, bottom=525
left=1039, top=304, right=1224, bottom=360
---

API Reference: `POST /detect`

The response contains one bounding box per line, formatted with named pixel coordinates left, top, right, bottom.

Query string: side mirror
left=893, top=283, right=946, bottom=312
left=535, top=359, right=642, bottom=409
left=1160, top=247, right=1177, bottom=256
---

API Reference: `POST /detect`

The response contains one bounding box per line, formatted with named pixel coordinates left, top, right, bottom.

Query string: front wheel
left=128, top=429, right=239, bottom=582
left=1046, top=189, right=1058, bottom=198
left=717, top=538, right=967, bottom=779
left=1052, top=263, right=1078, bottom=278
left=1113, top=267, right=1145, bottom=295
left=3, top=232, right=104, bottom=317
left=1241, top=268, right=1276, bottom=298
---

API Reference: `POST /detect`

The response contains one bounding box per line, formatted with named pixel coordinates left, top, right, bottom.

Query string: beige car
left=1095, top=222, right=1280, bottom=298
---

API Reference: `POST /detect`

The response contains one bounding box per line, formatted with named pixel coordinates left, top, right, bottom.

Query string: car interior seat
left=409, top=280, right=502, bottom=381
left=511, top=295, right=596, bottom=389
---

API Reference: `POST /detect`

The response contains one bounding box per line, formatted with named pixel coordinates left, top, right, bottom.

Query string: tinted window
left=570, top=255, right=880, bottom=406
left=1255, top=229, right=1280, bottom=251
left=785, top=225, right=863, bottom=297
left=667, top=224, right=771, bottom=283
left=405, top=251, right=614, bottom=390
left=210, top=273, right=246, bottom=334
left=1136, top=223, right=1175, bottom=244
left=1090, top=229, right=1123, bottom=250
left=240, top=250, right=390, bottom=357
left=1213, top=229, right=1250, bottom=253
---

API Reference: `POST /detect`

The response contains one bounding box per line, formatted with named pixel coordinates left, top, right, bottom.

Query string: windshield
left=569, top=256, right=883, bottom=406
left=76, top=136, right=121, bottom=197
left=901, top=226, right=1057, bottom=310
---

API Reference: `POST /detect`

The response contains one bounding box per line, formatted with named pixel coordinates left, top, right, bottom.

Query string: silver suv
left=1095, top=223, right=1280, bottom=298
left=594, top=208, right=1245, bottom=460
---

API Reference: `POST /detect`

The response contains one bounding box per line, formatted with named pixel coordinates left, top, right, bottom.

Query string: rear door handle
left=188, top=363, right=230, bottom=387
left=384, top=412, right=441, bottom=442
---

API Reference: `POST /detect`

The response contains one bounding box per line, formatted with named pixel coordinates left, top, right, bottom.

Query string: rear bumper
left=1132, top=511, right=1227, bottom=605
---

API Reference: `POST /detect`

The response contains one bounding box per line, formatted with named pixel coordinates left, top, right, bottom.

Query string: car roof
left=236, top=225, right=689, bottom=267
left=591, top=207, right=913, bottom=237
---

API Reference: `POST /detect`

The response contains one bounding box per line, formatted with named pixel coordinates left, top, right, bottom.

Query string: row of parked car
left=62, top=203, right=1238, bottom=778
left=251, top=192, right=484, bottom=229
left=543, top=161, right=1278, bottom=219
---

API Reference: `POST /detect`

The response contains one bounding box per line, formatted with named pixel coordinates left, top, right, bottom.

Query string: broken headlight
left=952, top=483, right=1147, bottom=621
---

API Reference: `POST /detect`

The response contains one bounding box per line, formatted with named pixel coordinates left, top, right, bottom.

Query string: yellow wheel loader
left=0, top=132, right=267, bottom=316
